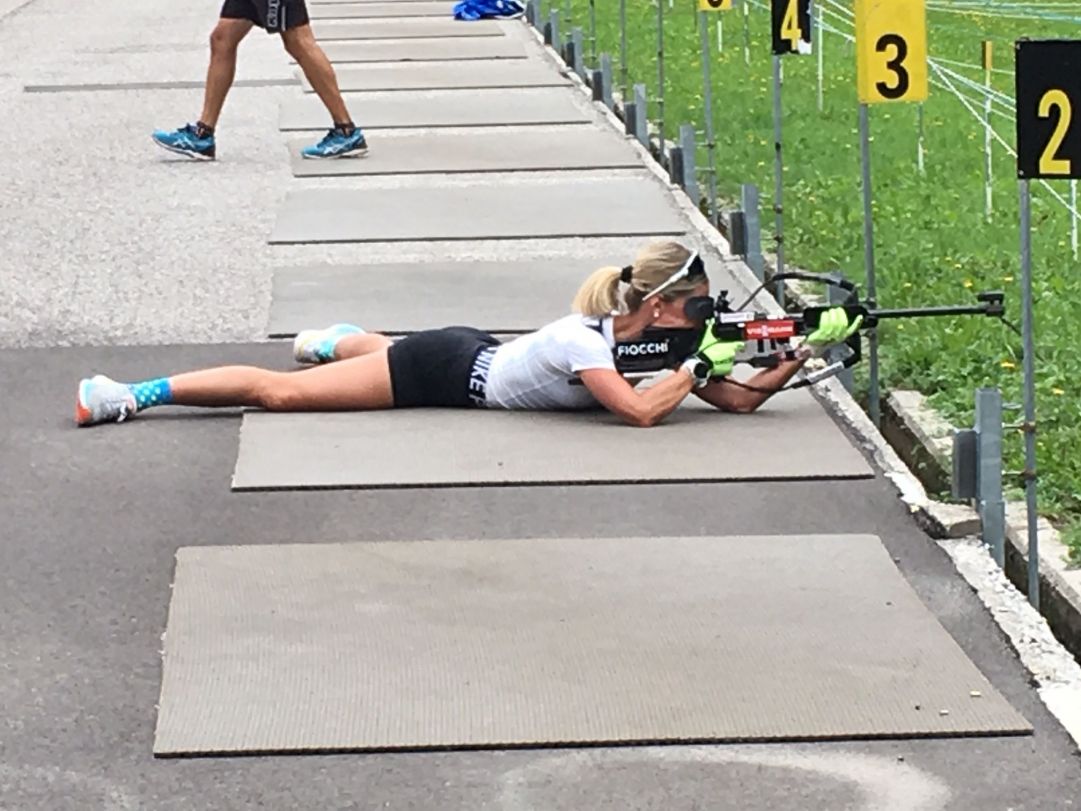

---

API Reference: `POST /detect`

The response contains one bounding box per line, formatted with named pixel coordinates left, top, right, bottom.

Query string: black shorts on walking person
left=387, top=327, right=501, bottom=409
left=220, top=0, right=310, bottom=33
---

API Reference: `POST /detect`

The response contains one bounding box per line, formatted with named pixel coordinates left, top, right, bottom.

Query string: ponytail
left=571, top=265, right=623, bottom=317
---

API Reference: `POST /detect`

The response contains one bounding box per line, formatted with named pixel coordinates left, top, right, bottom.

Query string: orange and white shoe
left=75, top=375, right=137, bottom=427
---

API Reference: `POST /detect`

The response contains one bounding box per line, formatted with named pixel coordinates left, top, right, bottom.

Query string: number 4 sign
left=771, top=0, right=811, bottom=55
left=1016, top=40, right=1081, bottom=179
left=855, top=0, right=928, bottom=103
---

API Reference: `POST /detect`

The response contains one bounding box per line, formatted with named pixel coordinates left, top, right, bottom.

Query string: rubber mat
left=311, top=19, right=502, bottom=39
left=153, top=534, right=1031, bottom=755
left=304, top=37, right=526, bottom=63
left=286, top=127, right=638, bottom=177
left=298, top=61, right=570, bottom=92
left=278, top=87, right=591, bottom=130
left=266, top=256, right=629, bottom=336
left=267, top=175, right=686, bottom=244
left=230, top=393, right=871, bottom=490
left=310, top=2, right=454, bottom=18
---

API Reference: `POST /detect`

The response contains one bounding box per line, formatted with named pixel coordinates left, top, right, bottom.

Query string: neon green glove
left=805, top=307, right=863, bottom=347
left=682, top=321, right=743, bottom=387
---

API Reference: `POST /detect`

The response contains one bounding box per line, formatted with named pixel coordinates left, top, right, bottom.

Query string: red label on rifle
left=744, top=320, right=796, bottom=340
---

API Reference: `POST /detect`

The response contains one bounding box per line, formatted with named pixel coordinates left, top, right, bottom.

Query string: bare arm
left=578, top=366, right=696, bottom=428
left=693, top=355, right=809, bottom=413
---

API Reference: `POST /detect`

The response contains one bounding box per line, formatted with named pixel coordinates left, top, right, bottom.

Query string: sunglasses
left=642, top=250, right=707, bottom=301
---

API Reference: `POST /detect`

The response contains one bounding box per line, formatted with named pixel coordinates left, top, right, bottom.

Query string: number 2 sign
left=1016, top=40, right=1081, bottom=180
left=855, top=0, right=928, bottom=104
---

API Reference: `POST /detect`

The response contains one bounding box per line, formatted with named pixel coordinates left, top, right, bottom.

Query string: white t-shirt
left=484, top=314, right=616, bottom=410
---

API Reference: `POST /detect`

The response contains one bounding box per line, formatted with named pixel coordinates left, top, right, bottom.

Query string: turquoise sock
left=127, top=378, right=174, bottom=411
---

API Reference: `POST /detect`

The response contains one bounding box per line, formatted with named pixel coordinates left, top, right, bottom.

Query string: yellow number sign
left=698, top=0, right=734, bottom=9
left=855, top=0, right=928, bottom=103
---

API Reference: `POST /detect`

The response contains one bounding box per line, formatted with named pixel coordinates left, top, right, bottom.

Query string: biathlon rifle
left=614, top=271, right=1007, bottom=392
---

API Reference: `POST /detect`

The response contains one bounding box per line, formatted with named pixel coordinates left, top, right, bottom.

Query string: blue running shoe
left=293, top=323, right=365, bottom=364
left=151, top=123, right=216, bottom=160
left=301, top=127, right=368, bottom=159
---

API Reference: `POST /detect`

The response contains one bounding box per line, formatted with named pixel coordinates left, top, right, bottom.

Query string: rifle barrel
left=869, top=304, right=996, bottom=319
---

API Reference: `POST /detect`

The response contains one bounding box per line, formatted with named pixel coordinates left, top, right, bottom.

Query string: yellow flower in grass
left=1003, top=275, right=1014, bottom=283
left=1001, top=360, right=1016, bottom=370
left=1053, top=387, right=1065, bottom=396
left=963, top=279, right=974, bottom=288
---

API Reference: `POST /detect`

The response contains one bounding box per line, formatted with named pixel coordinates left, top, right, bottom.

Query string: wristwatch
left=681, top=355, right=711, bottom=388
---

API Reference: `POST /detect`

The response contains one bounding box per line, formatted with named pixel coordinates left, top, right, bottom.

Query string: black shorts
left=220, top=0, right=309, bottom=33
left=387, top=327, right=501, bottom=408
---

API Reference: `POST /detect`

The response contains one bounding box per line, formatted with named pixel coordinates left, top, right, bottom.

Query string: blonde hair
left=571, top=241, right=705, bottom=317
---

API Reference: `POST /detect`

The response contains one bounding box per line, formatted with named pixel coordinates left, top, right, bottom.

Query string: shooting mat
left=309, top=2, right=455, bottom=18
left=310, top=19, right=502, bottom=39
left=231, top=394, right=871, bottom=490
left=266, top=256, right=620, bottom=336
left=298, top=61, right=570, bottom=92
left=286, top=127, right=640, bottom=177
left=153, top=534, right=1030, bottom=755
left=267, top=175, right=686, bottom=244
left=278, top=87, right=591, bottom=130
left=301, top=37, right=526, bottom=63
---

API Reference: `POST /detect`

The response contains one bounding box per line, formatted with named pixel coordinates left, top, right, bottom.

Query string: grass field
left=558, top=0, right=1081, bottom=561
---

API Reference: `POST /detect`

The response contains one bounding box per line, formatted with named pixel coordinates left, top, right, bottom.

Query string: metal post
left=740, top=183, right=765, bottom=283
left=620, top=0, right=628, bottom=100
left=828, top=282, right=855, bottom=393
left=1072, top=180, right=1079, bottom=260
left=975, top=387, right=1006, bottom=568
left=599, top=52, right=613, bottom=108
left=633, top=83, right=648, bottom=147
left=859, top=103, right=881, bottom=428
left=571, top=27, right=585, bottom=77
left=525, top=0, right=536, bottom=27
left=917, top=103, right=926, bottom=175
left=589, top=0, right=597, bottom=65
left=547, top=10, right=561, bottom=51
left=679, top=124, right=700, bottom=204
left=657, top=0, right=666, bottom=166
left=742, top=0, right=751, bottom=66
left=816, top=0, right=824, bottom=112
left=771, top=55, right=786, bottom=304
left=700, top=10, right=719, bottom=227
left=983, top=40, right=993, bottom=218
left=1019, top=180, right=1040, bottom=610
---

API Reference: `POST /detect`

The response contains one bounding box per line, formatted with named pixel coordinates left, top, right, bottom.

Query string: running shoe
left=151, top=124, right=216, bottom=160
left=293, top=323, right=365, bottom=364
left=301, top=127, right=368, bottom=159
left=75, top=375, right=137, bottom=427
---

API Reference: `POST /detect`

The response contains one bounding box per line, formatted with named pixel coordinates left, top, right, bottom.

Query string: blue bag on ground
left=453, top=0, right=524, bottom=20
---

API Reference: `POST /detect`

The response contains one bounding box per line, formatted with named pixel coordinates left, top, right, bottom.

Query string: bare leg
left=199, top=18, right=254, bottom=128
left=281, top=24, right=352, bottom=125
left=333, top=333, right=393, bottom=360
left=169, top=350, right=394, bottom=411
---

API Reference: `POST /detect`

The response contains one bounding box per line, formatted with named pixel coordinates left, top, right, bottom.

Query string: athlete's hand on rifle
left=682, top=320, right=743, bottom=387
left=804, top=307, right=863, bottom=351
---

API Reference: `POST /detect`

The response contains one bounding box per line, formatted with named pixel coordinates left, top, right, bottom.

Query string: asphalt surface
left=2, top=345, right=1080, bottom=811
left=1, top=0, right=1080, bottom=808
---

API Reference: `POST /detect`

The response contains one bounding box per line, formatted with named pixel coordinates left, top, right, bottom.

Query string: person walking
left=152, top=0, right=367, bottom=161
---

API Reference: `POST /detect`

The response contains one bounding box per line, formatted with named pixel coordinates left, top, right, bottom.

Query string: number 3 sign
left=1016, top=40, right=1081, bottom=179
left=855, top=0, right=928, bottom=104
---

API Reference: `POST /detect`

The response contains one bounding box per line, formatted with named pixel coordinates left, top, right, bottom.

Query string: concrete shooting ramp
left=152, top=534, right=1030, bottom=755
left=310, top=19, right=503, bottom=39
left=230, top=395, right=873, bottom=490
left=302, top=37, right=527, bottom=63
left=286, top=127, right=640, bottom=177
left=298, top=61, right=571, bottom=92
left=278, top=87, right=592, bottom=130
left=266, top=176, right=687, bottom=244
left=265, top=256, right=624, bottom=336
left=309, top=2, right=455, bottom=19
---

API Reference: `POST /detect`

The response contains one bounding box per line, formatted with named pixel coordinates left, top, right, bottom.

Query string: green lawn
left=555, top=0, right=1081, bottom=562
